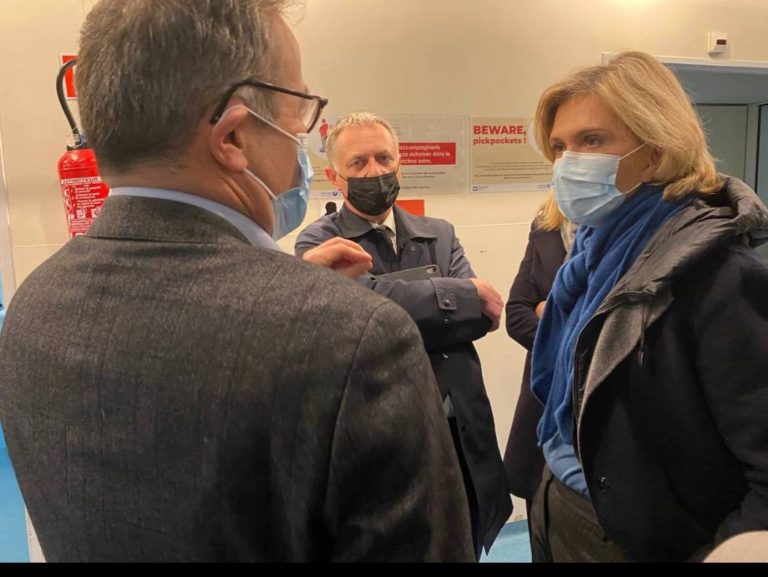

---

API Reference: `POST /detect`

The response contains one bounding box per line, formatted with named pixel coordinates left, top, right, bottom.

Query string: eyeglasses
left=209, top=79, right=328, bottom=133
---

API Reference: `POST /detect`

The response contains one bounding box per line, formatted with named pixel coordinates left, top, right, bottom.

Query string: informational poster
left=387, top=114, right=467, bottom=195
left=306, top=115, right=337, bottom=199
left=470, top=117, right=552, bottom=192
left=306, top=114, right=467, bottom=198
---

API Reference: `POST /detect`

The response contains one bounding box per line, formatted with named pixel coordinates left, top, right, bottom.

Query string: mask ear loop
left=620, top=142, right=647, bottom=160
left=243, top=168, right=278, bottom=202
left=618, top=143, right=649, bottom=194
left=219, top=104, right=303, bottom=146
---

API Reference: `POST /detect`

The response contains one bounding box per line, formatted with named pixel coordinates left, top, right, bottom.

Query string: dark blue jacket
left=296, top=205, right=511, bottom=552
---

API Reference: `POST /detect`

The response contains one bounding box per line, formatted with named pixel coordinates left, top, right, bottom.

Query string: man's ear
left=209, top=105, right=252, bottom=172
left=325, top=166, right=343, bottom=193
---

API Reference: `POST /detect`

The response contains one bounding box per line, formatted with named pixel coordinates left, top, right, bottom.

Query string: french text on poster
left=400, top=142, right=456, bottom=166
left=387, top=114, right=467, bottom=195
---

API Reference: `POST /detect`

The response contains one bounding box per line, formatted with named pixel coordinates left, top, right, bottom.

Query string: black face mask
left=342, top=172, right=400, bottom=216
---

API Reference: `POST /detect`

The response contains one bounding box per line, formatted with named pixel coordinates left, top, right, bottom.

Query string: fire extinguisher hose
left=57, top=58, right=85, bottom=149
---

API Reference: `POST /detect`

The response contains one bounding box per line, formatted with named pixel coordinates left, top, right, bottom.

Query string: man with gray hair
left=0, top=1, right=474, bottom=562
left=296, top=112, right=512, bottom=557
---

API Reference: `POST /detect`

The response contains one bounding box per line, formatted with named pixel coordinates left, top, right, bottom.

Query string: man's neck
left=105, top=161, right=263, bottom=224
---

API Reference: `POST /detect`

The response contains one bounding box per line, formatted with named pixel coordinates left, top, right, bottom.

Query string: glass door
left=757, top=104, right=768, bottom=259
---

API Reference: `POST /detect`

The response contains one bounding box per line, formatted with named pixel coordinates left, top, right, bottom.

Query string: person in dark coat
left=529, top=50, right=768, bottom=562
left=503, top=196, right=571, bottom=527
left=295, top=112, right=512, bottom=557
left=0, top=1, right=474, bottom=562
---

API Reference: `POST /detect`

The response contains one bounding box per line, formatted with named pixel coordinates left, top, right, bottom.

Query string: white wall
left=3, top=0, right=768, bottom=524
left=0, top=0, right=96, bottom=283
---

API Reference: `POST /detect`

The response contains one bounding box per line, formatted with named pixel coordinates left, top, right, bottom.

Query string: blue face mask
left=552, top=143, right=646, bottom=227
left=219, top=106, right=313, bottom=240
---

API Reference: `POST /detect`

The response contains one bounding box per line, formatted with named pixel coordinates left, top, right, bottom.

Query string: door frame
left=0, top=125, right=16, bottom=306
left=602, top=53, right=768, bottom=74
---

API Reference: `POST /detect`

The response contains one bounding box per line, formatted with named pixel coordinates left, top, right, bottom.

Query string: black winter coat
left=573, top=178, right=768, bottom=561
left=503, top=223, right=566, bottom=501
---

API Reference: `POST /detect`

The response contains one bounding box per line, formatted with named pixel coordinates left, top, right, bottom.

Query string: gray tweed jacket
left=0, top=195, right=473, bottom=562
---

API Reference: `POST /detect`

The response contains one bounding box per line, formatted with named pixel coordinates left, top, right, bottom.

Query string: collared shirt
left=371, top=210, right=398, bottom=254
left=109, top=187, right=281, bottom=251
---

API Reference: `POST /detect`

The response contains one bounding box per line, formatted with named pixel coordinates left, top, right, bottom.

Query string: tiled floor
left=481, top=520, right=532, bottom=563
left=0, top=430, right=30, bottom=562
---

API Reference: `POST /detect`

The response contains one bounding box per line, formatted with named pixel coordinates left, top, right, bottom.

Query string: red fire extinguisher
left=56, top=58, right=110, bottom=238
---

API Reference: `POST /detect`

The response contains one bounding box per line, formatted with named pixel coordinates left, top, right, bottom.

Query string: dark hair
left=77, top=0, right=293, bottom=174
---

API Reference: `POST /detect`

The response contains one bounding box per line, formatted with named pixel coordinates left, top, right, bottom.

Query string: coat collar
left=87, top=195, right=251, bottom=246
left=575, top=176, right=768, bottom=448
left=597, top=176, right=768, bottom=309
left=336, top=204, right=437, bottom=241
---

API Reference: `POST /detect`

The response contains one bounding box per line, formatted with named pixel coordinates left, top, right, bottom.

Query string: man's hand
left=535, top=300, right=547, bottom=318
left=302, top=237, right=373, bottom=278
left=470, top=278, right=503, bottom=332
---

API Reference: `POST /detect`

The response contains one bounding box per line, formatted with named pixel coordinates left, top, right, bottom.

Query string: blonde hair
left=535, top=191, right=565, bottom=231
left=325, top=112, right=400, bottom=169
left=534, top=50, right=722, bottom=200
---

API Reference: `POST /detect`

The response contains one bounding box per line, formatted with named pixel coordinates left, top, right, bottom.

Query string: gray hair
left=325, top=112, right=400, bottom=169
left=77, top=0, right=296, bottom=175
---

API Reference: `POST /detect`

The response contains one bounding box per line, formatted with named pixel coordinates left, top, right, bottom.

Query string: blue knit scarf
left=531, top=185, right=692, bottom=446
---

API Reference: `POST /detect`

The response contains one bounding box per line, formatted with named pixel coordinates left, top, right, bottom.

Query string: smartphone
left=376, top=264, right=441, bottom=282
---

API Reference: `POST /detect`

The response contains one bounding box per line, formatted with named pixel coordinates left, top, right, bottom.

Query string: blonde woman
left=528, top=51, right=768, bottom=562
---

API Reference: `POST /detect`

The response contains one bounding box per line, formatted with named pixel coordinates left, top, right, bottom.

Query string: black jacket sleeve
left=505, top=223, right=566, bottom=350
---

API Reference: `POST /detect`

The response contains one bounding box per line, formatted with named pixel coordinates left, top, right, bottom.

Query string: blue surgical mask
left=219, top=106, right=313, bottom=240
left=552, top=143, right=646, bottom=227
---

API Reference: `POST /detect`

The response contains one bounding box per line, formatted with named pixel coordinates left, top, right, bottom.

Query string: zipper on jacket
left=637, top=301, right=648, bottom=365
left=572, top=319, right=598, bottom=458
left=573, top=289, right=652, bottom=455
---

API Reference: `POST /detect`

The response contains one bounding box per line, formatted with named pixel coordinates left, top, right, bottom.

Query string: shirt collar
left=336, top=204, right=437, bottom=241
left=378, top=210, right=398, bottom=237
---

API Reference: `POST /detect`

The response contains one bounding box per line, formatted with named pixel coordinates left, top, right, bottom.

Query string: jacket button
left=443, top=299, right=452, bottom=306
left=441, top=353, right=449, bottom=360
left=443, top=318, right=450, bottom=324
left=598, top=476, right=610, bottom=493
left=410, top=246, right=416, bottom=252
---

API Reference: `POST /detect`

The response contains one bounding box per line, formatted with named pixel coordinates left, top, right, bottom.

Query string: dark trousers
left=448, top=417, right=481, bottom=559
left=530, top=467, right=626, bottom=562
